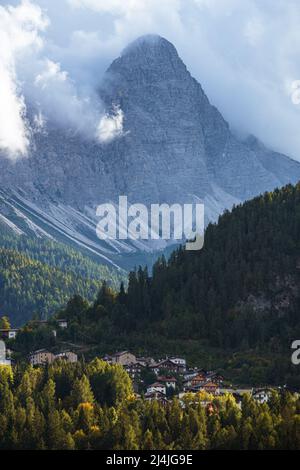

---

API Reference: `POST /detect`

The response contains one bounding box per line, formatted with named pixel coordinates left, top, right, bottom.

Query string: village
left=99, top=350, right=278, bottom=405
left=0, top=321, right=279, bottom=407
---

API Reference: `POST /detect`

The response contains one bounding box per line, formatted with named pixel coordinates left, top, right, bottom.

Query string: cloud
left=0, top=0, right=48, bottom=158
left=65, top=0, right=300, bottom=160
left=34, top=59, right=68, bottom=89
left=1, top=0, right=300, bottom=161
left=97, top=106, right=125, bottom=143
left=68, top=0, right=132, bottom=15
left=30, top=57, right=105, bottom=136
left=0, top=0, right=125, bottom=157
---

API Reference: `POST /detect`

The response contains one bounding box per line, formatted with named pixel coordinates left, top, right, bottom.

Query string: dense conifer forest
left=0, top=360, right=299, bottom=450
left=0, top=227, right=124, bottom=325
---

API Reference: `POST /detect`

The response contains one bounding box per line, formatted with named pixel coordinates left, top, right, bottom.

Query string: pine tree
left=0, top=316, right=10, bottom=329
left=71, top=375, right=94, bottom=407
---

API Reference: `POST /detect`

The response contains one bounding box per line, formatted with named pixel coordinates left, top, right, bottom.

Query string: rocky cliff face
left=100, top=35, right=300, bottom=205
left=0, top=35, right=299, bottom=268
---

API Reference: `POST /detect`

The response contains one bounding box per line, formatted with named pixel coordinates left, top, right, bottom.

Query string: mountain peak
left=121, top=34, right=177, bottom=57
left=106, top=34, right=188, bottom=87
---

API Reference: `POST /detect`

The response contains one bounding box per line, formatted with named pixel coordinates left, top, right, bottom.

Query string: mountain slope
left=0, top=226, right=125, bottom=326
left=118, top=182, right=300, bottom=350
left=0, top=35, right=299, bottom=267
left=48, top=182, right=300, bottom=386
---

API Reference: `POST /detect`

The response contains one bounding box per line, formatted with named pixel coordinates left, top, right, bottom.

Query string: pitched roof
left=157, top=359, right=178, bottom=367
left=113, top=350, right=130, bottom=357
left=125, top=362, right=144, bottom=368
left=148, top=382, right=166, bottom=388
left=145, top=390, right=166, bottom=398
left=158, top=376, right=177, bottom=382
left=203, top=382, right=218, bottom=388
left=29, top=349, right=52, bottom=355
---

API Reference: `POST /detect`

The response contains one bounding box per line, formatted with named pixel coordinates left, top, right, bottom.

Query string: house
left=200, top=382, right=219, bottom=395
left=0, top=340, right=11, bottom=366
left=191, top=373, right=206, bottom=386
left=124, top=362, right=144, bottom=379
left=157, top=376, right=177, bottom=389
left=55, top=351, right=78, bottom=363
left=136, top=356, right=155, bottom=367
left=183, top=373, right=207, bottom=390
left=205, top=370, right=215, bottom=378
left=57, top=319, right=68, bottom=329
left=144, top=390, right=169, bottom=405
left=29, top=349, right=55, bottom=366
left=0, top=328, right=19, bottom=340
left=150, top=358, right=180, bottom=374
left=183, top=369, right=199, bottom=381
left=205, top=371, right=224, bottom=385
left=213, top=374, right=224, bottom=385
left=110, top=351, right=137, bottom=366
left=147, top=382, right=167, bottom=395
left=169, top=357, right=186, bottom=371
left=252, top=388, right=273, bottom=404
left=149, top=363, right=161, bottom=375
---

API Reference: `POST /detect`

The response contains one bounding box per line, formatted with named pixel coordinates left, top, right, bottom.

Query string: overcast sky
left=1, top=0, right=300, bottom=160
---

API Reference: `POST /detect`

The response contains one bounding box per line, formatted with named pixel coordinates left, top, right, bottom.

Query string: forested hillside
left=42, top=183, right=300, bottom=386
left=0, top=360, right=299, bottom=450
left=0, top=226, right=125, bottom=326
